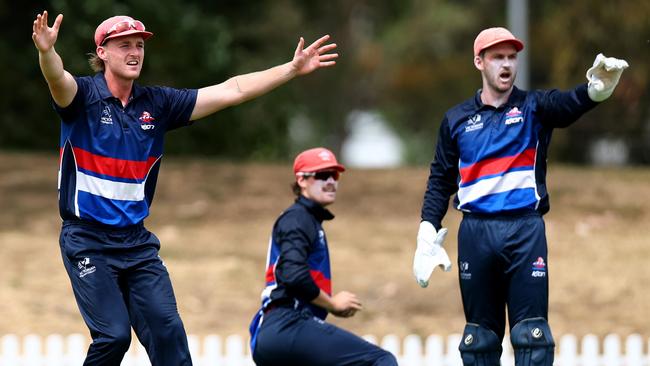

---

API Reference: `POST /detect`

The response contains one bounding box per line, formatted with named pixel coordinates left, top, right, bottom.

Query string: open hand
left=32, top=11, right=63, bottom=53
left=291, top=35, right=338, bottom=76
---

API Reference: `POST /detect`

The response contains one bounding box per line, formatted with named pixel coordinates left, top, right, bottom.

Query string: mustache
left=322, top=183, right=337, bottom=192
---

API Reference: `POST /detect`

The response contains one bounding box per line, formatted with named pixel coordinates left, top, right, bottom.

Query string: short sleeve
left=160, top=87, right=198, bottom=131
left=52, top=76, right=91, bottom=124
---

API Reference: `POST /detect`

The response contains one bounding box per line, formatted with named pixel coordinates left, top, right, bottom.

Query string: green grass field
left=1, top=152, right=648, bottom=338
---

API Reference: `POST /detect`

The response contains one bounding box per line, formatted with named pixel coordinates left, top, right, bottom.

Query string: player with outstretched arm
left=412, top=27, right=628, bottom=366
left=32, top=10, right=338, bottom=366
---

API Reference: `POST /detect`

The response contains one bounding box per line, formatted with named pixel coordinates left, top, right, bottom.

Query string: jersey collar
left=473, top=86, right=525, bottom=110
left=93, top=72, right=145, bottom=101
left=296, top=195, right=335, bottom=222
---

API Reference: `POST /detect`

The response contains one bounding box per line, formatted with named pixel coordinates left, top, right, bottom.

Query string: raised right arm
left=32, top=11, right=77, bottom=108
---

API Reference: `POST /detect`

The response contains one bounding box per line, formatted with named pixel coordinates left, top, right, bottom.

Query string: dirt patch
left=1, top=152, right=648, bottom=339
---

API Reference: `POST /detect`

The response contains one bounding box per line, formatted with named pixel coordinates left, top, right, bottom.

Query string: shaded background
left=2, top=0, right=649, bottom=164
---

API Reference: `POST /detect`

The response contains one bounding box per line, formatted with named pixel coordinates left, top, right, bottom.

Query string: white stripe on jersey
left=457, top=169, right=536, bottom=207
left=76, top=171, right=145, bottom=201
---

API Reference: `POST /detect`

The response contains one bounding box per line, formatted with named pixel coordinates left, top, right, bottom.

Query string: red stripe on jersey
left=310, top=270, right=332, bottom=295
left=265, top=265, right=276, bottom=284
left=460, top=148, right=536, bottom=184
left=73, top=147, right=158, bottom=180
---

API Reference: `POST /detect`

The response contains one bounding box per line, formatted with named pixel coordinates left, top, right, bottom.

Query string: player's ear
left=474, top=55, right=484, bottom=71
left=296, top=175, right=310, bottom=190
left=96, top=46, right=107, bottom=61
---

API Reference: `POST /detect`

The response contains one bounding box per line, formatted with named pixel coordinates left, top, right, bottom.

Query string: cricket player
left=412, top=27, right=628, bottom=365
left=249, top=148, right=398, bottom=366
left=32, top=10, right=338, bottom=365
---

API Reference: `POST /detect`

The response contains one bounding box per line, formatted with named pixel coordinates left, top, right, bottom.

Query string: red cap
left=473, top=27, right=524, bottom=56
left=94, top=16, right=153, bottom=47
left=293, top=147, right=346, bottom=175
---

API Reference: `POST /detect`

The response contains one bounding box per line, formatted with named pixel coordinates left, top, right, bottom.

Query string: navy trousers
left=253, top=307, right=397, bottom=366
left=59, top=221, right=192, bottom=366
left=457, top=213, right=550, bottom=341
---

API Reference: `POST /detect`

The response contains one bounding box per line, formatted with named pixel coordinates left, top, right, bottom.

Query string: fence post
left=224, top=334, right=246, bottom=366
left=1, top=334, right=20, bottom=366
left=581, top=334, right=600, bottom=366
left=424, top=334, right=444, bottom=366
left=202, top=335, right=222, bottom=365
left=381, top=334, right=401, bottom=363
left=187, top=334, right=200, bottom=365
left=624, top=334, right=643, bottom=366
left=604, top=334, right=622, bottom=366
left=557, top=334, right=578, bottom=366
left=66, top=334, right=86, bottom=366
left=446, top=334, right=462, bottom=366
left=402, top=334, right=423, bottom=366
left=45, top=334, right=65, bottom=366
left=23, top=335, right=42, bottom=366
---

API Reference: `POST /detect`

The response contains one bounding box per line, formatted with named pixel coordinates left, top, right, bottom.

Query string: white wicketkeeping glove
left=586, top=53, right=629, bottom=102
left=413, top=221, right=452, bottom=288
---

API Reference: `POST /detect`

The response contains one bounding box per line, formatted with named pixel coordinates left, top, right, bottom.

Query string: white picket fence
left=1, top=333, right=648, bottom=365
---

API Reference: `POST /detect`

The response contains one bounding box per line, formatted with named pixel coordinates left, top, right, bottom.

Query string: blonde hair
left=87, top=53, right=105, bottom=72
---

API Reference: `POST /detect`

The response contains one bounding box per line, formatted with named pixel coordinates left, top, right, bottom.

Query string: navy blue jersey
left=249, top=196, right=334, bottom=353
left=55, top=73, right=197, bottom=227
left=259, top=195, right=333, bottom=319
left=421, top=84, right=598, bottom=230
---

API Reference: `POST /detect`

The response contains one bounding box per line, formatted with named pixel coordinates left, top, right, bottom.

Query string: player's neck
left=104, top=71, right=134, bottom=107
left=480, top=85, right=513, bottom=108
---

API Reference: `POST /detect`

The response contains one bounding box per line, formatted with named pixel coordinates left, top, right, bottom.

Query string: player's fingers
left=294, top=37, right=305, bottom=55
left=43, top=11, right=49, bottom=27
left=319, top=53, right=338, bottom=62
left=317, top=43, right=337, bottom=54
left=319, top=61, right=336, bottom=67
left=348, top=298, right=363, bottom=309
left=53, top=14, right=63, bottom=31
left=307, top=34, right=330, bottom=51
left=35, top=14, right=42, bottom=31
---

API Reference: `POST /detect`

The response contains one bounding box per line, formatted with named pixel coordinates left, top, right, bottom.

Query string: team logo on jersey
left=505, top=106, right=523, bottom=125
left=465, top=114, right=483, bottom=132
left=531, top=256, right=546, bottom=277
left=100, top=106, right=113, bottom=124
left=318, top=230, right=326, bottom=246
left=78, top=257, right=96, bottom=278
left=459, top=261, right=472, bottom=280
left=139, top=111, right=156, bottom=130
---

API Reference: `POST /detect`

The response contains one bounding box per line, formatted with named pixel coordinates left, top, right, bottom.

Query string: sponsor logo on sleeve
left=531, top=257, right=546, bottom=277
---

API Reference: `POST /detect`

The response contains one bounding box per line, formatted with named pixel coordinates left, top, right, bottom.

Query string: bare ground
left=0, top=152, right=648, bottom=340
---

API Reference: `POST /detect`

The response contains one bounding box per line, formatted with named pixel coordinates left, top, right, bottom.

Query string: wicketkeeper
left=413, top=27, right=628, bottom=366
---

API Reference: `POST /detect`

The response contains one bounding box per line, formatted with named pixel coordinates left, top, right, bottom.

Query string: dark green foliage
left=3, top=0, right=649, bottom=163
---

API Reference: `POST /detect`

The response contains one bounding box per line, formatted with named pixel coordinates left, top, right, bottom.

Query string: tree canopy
left=4, top=0, right=649, bottom=163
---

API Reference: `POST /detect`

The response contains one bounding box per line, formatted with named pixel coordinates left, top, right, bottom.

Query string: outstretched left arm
left=190, top=35, right=338, bottom=121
